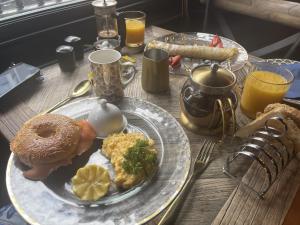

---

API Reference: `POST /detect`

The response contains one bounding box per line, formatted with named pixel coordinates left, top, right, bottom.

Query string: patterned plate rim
left=260, top=58, right=300, bottom=65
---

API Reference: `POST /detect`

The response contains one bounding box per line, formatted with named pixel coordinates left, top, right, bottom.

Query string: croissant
left=147, top=40, right=238, bottom=61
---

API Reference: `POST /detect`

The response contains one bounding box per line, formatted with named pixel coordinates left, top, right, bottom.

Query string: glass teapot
left=92, top=0, right=119, bottom=39
left=180, top=63, right=238, bottom=138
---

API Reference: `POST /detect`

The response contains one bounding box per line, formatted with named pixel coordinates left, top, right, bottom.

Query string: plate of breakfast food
left=146, top=32, right=248, bottom=74
left=6, top=97, right=191, bottom=225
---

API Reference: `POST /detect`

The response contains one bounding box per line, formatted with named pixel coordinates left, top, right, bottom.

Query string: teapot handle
left=117, top=11, right=126, bottom=48
left=209, top=98, right=237, bottom=141
left=209, top=99, right=226, bottom=141
left=227, top=97, right=236, bottom=135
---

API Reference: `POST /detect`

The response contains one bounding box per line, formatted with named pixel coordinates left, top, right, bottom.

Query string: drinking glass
left=23, top=0, right=38, bottom=10
left=241, top=61, right=294, bottom=119
left=122, top=11, right=146, bottom=48
left=0, top=0, right=19, bottom=14
left=43, top=0, right=56, bottom=6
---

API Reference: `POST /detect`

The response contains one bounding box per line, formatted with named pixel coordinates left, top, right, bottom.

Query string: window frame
left=0, top=0, right=180, bottom=43
left=0, top=0, right=88, bottom=22
left=0, top=0, right=181, bottom=70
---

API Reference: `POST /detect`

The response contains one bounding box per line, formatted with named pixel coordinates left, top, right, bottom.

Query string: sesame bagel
left=10, top=114, right=81, bottom=167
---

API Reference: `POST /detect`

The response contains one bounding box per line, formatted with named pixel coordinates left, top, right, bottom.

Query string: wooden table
left=0, top=26, right=299, bottom=225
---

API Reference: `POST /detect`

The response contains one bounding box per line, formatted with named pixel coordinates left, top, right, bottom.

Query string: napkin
left=281, top=62, right=300, bottom=99
left=0, top=204, right=29, bottom=225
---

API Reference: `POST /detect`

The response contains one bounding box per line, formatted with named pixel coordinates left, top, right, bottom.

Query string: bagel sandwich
left=10, top=114, right=96, bottom=180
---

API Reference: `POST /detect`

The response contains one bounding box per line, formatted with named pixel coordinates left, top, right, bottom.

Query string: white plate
left=6, top=97, right=191, bottom=225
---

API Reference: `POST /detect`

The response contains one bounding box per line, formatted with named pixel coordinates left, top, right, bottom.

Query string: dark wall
left=163, top=0, right=300, bottom=60
left=0, top=0, right=181, bottom=71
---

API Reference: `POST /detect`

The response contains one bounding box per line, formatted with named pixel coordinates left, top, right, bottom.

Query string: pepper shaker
left=64, top=36, right=84, bottom=60
left=56, top=45, right=76, bottom=72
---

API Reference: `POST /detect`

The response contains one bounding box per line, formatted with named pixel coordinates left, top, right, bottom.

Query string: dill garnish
left=122, top=139, right=157, bottom=176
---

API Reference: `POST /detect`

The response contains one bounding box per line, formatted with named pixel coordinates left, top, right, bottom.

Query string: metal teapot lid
left=92, top=0, right=117, bottom=8
left=190, top=63, right=236, bottom=95
left=92, top=0, right=117, bottom=15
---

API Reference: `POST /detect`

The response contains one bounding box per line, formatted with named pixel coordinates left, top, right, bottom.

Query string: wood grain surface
left=0, top=26, right=299, bottom=225
left=212, top=159, right=300, bottom=225
left=283, top=186, right=300, bottom=225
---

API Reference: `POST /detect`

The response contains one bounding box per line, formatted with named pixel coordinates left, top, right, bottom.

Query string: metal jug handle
left=120, top=61, right=137, bottom=87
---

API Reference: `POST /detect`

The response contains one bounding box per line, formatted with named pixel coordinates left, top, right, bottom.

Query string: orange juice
left=125, top=19, right=145, bottom=47
left=241, top=71, right=289, bottom=119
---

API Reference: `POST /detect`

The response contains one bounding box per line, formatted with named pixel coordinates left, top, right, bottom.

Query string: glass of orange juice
left=241, top=61, right=294, bottom=119
left=122, top=11, right=146, bottom=48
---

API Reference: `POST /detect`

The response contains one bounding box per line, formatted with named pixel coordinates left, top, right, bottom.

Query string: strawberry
left=169, top=55, right=181, bottom=68
left=209, top=35, right=223, bottom=48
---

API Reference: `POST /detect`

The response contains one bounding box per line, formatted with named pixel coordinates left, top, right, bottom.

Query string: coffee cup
left=88, top=49, right=136, bottom=102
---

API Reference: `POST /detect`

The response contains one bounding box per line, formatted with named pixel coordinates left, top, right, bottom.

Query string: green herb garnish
left=122, top=139, right=157, bottom=176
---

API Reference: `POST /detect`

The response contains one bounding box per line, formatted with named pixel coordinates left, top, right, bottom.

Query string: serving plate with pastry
left=6, top=97, right=191, bottom=225
left=146, top=32, right=248, bottom=75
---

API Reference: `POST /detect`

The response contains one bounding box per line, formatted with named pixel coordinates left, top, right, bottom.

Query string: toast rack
left=223, top=116, right=295, bottom=198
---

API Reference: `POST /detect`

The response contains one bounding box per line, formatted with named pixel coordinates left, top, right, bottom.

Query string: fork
left=158, top=139, right=215, bottom=225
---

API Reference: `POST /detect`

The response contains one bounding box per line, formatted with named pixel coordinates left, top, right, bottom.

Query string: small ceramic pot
left=87, top=98, right=127, bottom=138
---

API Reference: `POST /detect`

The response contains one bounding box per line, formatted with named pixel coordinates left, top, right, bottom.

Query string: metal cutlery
left=41, top=80, right=91, bottom=115
left=158, top=139, right=215, bottom=225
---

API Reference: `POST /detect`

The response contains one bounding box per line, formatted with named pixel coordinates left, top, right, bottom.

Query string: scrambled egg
left=102, top=133, right=156, bottom=189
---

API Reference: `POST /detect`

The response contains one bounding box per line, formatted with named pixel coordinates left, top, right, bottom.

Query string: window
left=0, top=0, right=88, bottom=21
left=0, top=0, right=181, bottom=71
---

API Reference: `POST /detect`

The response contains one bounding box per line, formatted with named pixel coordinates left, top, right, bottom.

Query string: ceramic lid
left=87, top=99, right=126, bottom=138
left=190, top=63, right=237, bottom=95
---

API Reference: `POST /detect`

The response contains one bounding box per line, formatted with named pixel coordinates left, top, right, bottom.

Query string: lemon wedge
left=71, top=165, right=110, bottom=201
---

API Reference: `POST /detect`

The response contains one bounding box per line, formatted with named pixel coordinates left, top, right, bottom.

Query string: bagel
left=10, top=114, right=96, bottom=180
left=11, top=114, right=81, bottom=166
